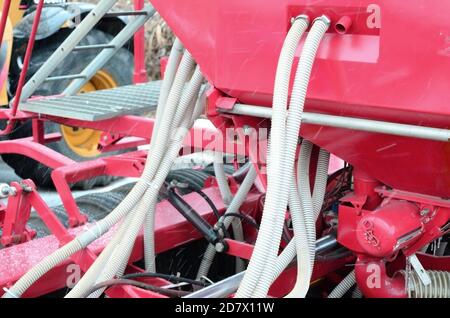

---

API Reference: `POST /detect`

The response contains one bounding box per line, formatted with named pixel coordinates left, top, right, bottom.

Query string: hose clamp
left=291, top=14, right=309, bottom=25
left=313, top=15, right=331, bottom=26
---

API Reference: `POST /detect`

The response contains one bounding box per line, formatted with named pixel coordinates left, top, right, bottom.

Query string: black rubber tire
left=2, top=29, right=134, bottom=189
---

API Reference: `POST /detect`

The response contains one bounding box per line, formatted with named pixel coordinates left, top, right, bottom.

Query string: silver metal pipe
left=222, top=104, right=450, bottom=142
left=17, top=0, right=120, bottom=102
left=184, top=234, right=338, bottom=298
left=63, top=5, right=155, bottom=95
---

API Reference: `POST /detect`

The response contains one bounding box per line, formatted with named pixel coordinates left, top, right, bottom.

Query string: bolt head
left=215, top=242, right=226, bottom=253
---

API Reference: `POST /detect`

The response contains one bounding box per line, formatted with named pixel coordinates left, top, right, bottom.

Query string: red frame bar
left=0, top=187, right=239, bottom=297
left=0, top=0, right=44, bottom=135
left=132, top=0, right=147, bottom=84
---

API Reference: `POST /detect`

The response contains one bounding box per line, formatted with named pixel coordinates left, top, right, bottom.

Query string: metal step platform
left=19, top=80, right=161, bottom=121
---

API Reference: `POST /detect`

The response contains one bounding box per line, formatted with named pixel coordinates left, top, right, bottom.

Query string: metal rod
left=63, top=5, right=155, bottom=95
left=103, top=10, right=149, bottom=18
left=0, top=0, right=44, bottom=136
left=73, top=44, right=116, bottom=51
left=16, top=0, right=120, bottom=102
left=44, top=74, right=86, bottom=82
left=221, top=103, right=450, bottom=142
left=0, top=0, right=12, bottom=45
left=133, top=0, right=147, bottom=84
left=184, top=234, right=338, bottom=298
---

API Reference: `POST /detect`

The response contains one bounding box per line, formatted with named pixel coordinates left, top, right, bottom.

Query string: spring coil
left=408, top=270, right=450, bottom=298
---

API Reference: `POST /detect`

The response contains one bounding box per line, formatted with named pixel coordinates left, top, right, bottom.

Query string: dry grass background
left=71, top=0, right=175, bottom=80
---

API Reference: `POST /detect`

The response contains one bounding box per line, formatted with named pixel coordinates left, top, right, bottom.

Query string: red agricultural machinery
left=0, top=0, right=449, bottom=299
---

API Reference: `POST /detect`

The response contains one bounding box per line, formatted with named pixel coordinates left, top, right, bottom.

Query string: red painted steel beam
left=45, top=115, right=247, bottom=156
left=0, top=189, right=260, bottom=297
left=0, top=136, right=75, bottom=169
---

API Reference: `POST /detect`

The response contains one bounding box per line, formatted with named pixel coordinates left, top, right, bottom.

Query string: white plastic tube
left=328, top=270, right=355, bottom=298
left=214, top=152, right=233, bottom=206
left=78, top=86, right=205, bottom=298
left=2, top=43, right=194, bottom=299
left=254, top=144, right=330, bottom=296
left=236, top=15, right=309, bottom=298
left=196, top=165, right=257, bottom=280
left=66, top=208, right=138, bottom=298
left=144, top=65, right=204, bottom=271
left=76, top=67, right=204, bottom=298
left=210, top=152, right=246, bottom=273
left=252, top=142, right=313, bottom=298
left=238, top=16, right=330, bottom=298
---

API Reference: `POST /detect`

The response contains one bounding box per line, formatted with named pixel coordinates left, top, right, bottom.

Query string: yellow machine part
left=0, top=1, right=24, bottom=105
left=0, top=0, right=25, bottom=27
left=60, top=70, right=118, bottom=157
left=0, top=17, right=12, bottom=106
left=0, top=3, right=119, bottom=158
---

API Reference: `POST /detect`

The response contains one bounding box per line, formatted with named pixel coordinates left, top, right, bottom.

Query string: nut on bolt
left=215, top=241, right=228, bottom=253
left=0, top=184, right=16, bottom=198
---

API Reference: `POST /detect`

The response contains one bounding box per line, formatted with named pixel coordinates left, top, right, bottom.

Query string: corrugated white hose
left=71, top=53, right=198, bottom=297
left=212, top=152, right=246, bottom=273
left=241, top=16, right=330, bottom=298
left=196, top=165, right=257, bottom=280
left=69, top=59, right=200, bottom=298
left=313, top=149, right=330, bottom=220
left=144, top=65, right=204, bottom=271
left=285, top=147, right=329, bottom=297
left=290, top=13, right=331, bottom=269
left=66, top=208, right=138, bottom=298
left=214, top=153, right=233, bottom=206
left=236, top=16, right=309, bottom=298
left=252, top=143, right=313, bottom=298
left=156, top=38, right=184, bottom=120
left=2, top=44, right=192, bottom=298
left=255, top=17, right=330, bottom=297
left=352, top=286, right=363, bottom=298
left=328, top=270, right=355, bottom=298
left=82, top=92, right=205, bottom=298
left=296, top=141, right=315, bottom=267
left=257, top=146, right=330, bottom=292
left=151, top=38, right=184, bottom=149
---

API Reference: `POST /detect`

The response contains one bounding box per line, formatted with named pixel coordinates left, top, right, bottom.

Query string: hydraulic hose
left=235, top=15, right=310, bottom=298
left=328, top=270, right=355, bottom=298
left=196, top=165, right=257, bottom=280
left=237, top=15, right=330, bottom=298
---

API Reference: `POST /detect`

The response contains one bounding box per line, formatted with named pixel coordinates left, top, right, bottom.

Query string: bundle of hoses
left=2, top=38, right=206, bottom=298
left=235, top=15, right=331, bottom=298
